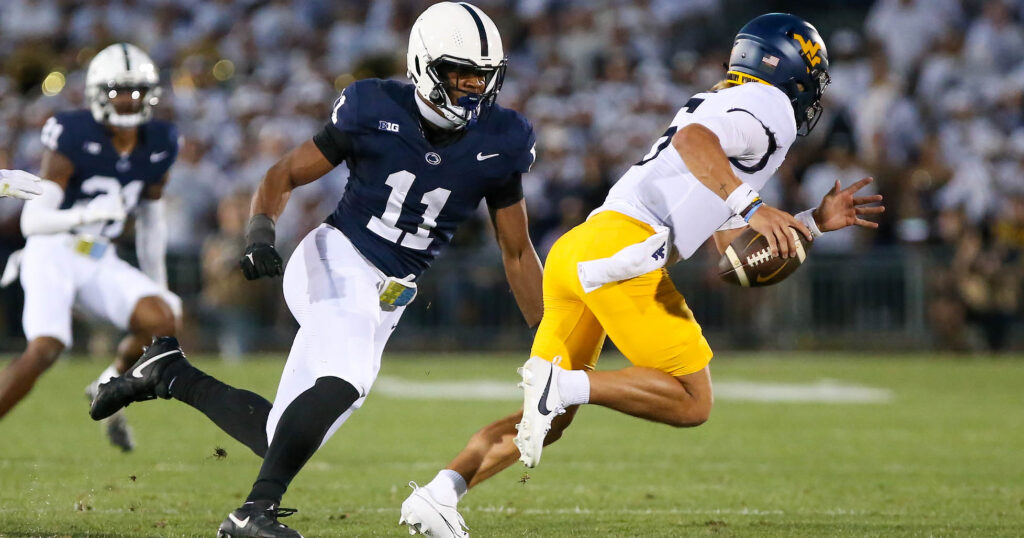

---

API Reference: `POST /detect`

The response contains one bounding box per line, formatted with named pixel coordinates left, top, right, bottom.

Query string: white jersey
left=593, top=83, right=797, bottom=259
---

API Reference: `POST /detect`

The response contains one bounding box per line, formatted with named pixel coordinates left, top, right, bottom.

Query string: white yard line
left=374, top=377, right=893, bottom=404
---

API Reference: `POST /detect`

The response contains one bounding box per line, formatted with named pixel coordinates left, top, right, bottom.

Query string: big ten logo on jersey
left=378, top=120, right=400, bottom=133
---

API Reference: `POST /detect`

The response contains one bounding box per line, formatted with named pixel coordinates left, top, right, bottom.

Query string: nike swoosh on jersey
left=150, top=151, right=169, bottom=163
left=228, top=513, right=250, bottom=528
left=537, top=364, right=554, bottom=416
left=476, top=152, right=499, bottom=161
left=131, top=350, right=179, bottom=378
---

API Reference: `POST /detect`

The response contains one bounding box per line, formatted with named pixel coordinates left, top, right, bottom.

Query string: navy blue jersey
left=40, top=110, right=178, bottom=239
left=316, top=79, right=535, bottom=279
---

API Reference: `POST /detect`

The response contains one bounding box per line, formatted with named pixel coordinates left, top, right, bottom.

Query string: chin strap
left=414, top=92, right=460, bottom=130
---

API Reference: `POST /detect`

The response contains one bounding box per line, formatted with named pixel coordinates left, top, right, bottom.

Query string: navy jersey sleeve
left=314, top=84, right=364, bottom=166
left=313, top=122, right=354, bottom=166
left=485, top=172, right=524, bottom=210
left=152, top=122, right=179, bottom=177
left=40, top=114, right=76, bottom=159
left=485, top=113, right=535, bottom=209
left=512, top=116, right=537, bottom=175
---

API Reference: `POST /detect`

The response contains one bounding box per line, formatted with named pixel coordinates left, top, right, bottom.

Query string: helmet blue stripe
left=459, top=3, right=488, bottom=57
left=120, top=43, right=131, bottom=71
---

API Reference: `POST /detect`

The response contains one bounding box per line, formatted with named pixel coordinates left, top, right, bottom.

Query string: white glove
left=577, top=226, right=671, bottom=293
left=0, top=169, right=44, bottom=200
left=81, top=193, right=127, bottom=224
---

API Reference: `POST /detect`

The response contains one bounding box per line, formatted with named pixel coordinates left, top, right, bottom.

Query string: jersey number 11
left=367, top=170, right=451, bottom=251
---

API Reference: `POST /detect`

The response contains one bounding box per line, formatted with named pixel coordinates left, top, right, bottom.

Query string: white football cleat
left=399, top=482, right=469, bottom=537
left=514, top=356, right=566, bottom=468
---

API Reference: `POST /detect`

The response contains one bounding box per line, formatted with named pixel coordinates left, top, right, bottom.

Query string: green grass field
left=1, top=352, right=1022, bottom=537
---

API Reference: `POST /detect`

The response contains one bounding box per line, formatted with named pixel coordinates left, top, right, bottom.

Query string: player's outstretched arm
left=0, top=169, right=43, bottom=200
left=492, top=199, right=543, bottom=327
left=240, top=139, right=334, bottom=280
left=811, top=177, right=885, bottom=233
left=20, top=149, right=125, bottom=236
left=135, top=174, right=169, bottom=288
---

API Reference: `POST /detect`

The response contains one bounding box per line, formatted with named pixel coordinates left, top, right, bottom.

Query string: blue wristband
left=742, top=200, right=764, bottom=222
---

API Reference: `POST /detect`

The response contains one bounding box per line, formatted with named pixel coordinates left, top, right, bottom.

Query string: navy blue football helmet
left=727, top=13, right=830, bottom=136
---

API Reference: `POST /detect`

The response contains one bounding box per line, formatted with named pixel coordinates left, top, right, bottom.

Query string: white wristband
left=795, top=209, right=823, bottom=238
left=724, top=184, right=759, bottom=216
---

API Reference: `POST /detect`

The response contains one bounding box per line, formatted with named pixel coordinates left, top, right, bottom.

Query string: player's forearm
left=672, top=124, right=743, bottom=201
left=135, top=199, right=168, bottom=288
left=503, top=249, right=544, bottom=328
left=250, top=161, right=295, bottom=221
left=20, top=179, right=83, bottom=236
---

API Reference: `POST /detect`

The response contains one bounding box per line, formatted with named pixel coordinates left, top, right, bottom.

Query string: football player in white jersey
left=400, top=13, right=884, bottom=536
left=0, top=170, right=43, bottom=199
left=0, top=44, right=180, bottom=452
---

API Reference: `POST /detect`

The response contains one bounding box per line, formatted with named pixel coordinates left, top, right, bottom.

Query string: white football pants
left=267, top=224, right=404, bottom=446
left=19, top=233, right=182, bottom=347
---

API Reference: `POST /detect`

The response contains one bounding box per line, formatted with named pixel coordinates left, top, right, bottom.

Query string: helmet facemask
left=89, top=83, right=161, bottom=128
left=788, top=67, right=830, bottom=136
left=423, top=55, right=506, bottom=129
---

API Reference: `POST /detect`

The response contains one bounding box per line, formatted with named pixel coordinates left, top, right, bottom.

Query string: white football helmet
left=85, top=43, right=161, bottom=128
left=407, top=2, right=506, bottom=129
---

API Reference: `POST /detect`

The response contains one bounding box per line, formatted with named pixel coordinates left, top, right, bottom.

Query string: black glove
left=240, top=242, right=283, bottom=280
left=239, top=214, right=283, bottom=280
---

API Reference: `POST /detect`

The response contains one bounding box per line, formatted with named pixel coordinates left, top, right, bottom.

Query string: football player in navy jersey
left=90, top=3, right=542, bottom=536
left=0, top=43, right=180, bottom=453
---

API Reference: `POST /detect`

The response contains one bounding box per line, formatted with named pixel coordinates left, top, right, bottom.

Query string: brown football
left=718, top=227, right=811, bottom=287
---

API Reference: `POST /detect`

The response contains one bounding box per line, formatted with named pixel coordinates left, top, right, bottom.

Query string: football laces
left=746, top=249, right=772, bottom=266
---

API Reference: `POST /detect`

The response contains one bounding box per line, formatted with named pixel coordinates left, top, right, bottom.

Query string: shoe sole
left=515, top=360, right=554, bottom=468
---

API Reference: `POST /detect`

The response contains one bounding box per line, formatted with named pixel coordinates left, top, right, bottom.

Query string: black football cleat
left=85, top=381, right=136, bottom=452
left=217, top=501, right=303, bottom=538
left=89, top=336, right=184, bottom=421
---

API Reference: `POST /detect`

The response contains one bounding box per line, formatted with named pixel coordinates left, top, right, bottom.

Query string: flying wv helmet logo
left=791, top=33, right=823, bottom=68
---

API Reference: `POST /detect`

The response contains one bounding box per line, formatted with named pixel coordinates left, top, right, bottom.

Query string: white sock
left=558, top=369, right=590, bottom=406
left=96, top=364, right=119, bottom=384
left=425, top=469, right=467, bottom=506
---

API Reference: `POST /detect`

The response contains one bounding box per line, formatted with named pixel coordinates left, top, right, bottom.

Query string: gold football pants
left=530, top=211, right=713, bottom=376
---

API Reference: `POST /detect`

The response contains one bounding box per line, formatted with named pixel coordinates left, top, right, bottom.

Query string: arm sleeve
left=485, top=172, right=525, bottom=210
left=692, top=110, right=771, bottom=159
left=716, top=214, right=748, bottom=231
left=135, top=198, right=168, bottom=288
left=312, top=123, right=355, bottom=166
left=20, top=179, right=85, bottom=236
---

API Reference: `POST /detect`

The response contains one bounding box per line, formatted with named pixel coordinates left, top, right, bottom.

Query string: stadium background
left=1, top=0, right=1022, bottom=355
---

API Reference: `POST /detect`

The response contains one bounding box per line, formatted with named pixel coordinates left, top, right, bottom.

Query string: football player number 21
left=367, top=170, right=451, bottom=250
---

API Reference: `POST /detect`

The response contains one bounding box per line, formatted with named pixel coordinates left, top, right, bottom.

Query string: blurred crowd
left=1, top=0, right=1023, bottom=352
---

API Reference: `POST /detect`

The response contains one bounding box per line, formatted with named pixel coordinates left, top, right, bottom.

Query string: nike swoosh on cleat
left=228, top=513, right=250, bottom=527
left=537, top=364, right=554, bottom=416
left=245, top=253, right=254, bottom=265
left=131, top=350, right=179, bottom=378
